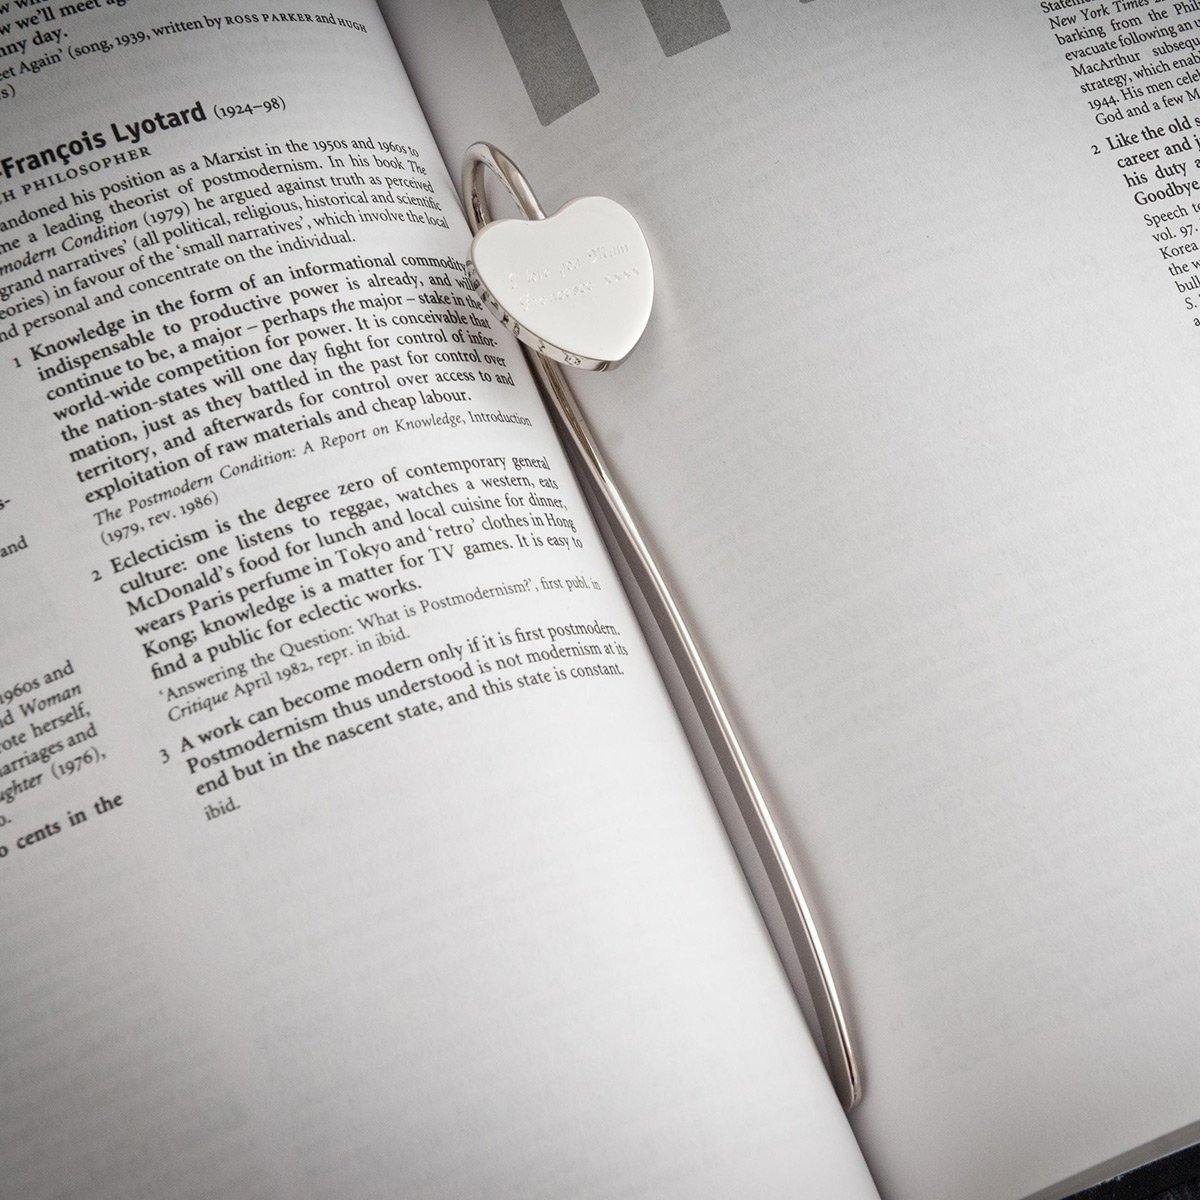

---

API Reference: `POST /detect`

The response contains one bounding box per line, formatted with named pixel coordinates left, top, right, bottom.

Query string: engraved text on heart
left=508, top=242, right=639, bottom=313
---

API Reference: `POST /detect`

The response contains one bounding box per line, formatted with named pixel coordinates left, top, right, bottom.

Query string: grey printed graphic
left=487, top=0, right=736, bottom=124
left=638, top=0, right=730, bottom=57
left=486, top=0, right=598, bottom=126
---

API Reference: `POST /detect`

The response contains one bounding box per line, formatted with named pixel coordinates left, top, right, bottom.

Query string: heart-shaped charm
left=467, top=195, right=653, bottom=370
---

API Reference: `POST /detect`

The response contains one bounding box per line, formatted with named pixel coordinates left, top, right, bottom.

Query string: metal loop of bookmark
left=461, top=142, right=861, bottom=1111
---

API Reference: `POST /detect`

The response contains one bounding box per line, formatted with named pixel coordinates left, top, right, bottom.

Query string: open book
left=4, top=2, right=1200, bottom=1196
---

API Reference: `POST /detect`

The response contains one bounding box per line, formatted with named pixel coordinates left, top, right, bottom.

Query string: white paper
left=390, top=3, right=1200, bottom=1196
left=0, top=3, right=878, bottom=1197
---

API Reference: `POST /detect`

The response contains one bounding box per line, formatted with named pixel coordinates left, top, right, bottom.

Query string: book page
left=390, top=3, right=1200, bottom=1198
left=0, top=3, right=880, bottom=1197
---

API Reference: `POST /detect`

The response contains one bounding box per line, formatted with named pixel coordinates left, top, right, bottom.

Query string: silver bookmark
left=462, top=144, right=861, bottom=1110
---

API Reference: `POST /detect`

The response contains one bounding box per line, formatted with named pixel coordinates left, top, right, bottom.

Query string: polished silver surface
left=462, top=142, right=861, bottom=1110
left=463, top=144, right=652, bottom=370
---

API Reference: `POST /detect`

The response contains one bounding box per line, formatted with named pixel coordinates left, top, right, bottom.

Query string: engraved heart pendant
left=464, top=148, right=653, bottom=371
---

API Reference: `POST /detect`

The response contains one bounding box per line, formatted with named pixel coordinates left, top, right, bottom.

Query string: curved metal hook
left=463, top=141, right=545, bottom=232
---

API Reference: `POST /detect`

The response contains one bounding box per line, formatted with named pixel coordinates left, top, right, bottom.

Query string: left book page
left=0, top=2, right=878, bottom=1198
